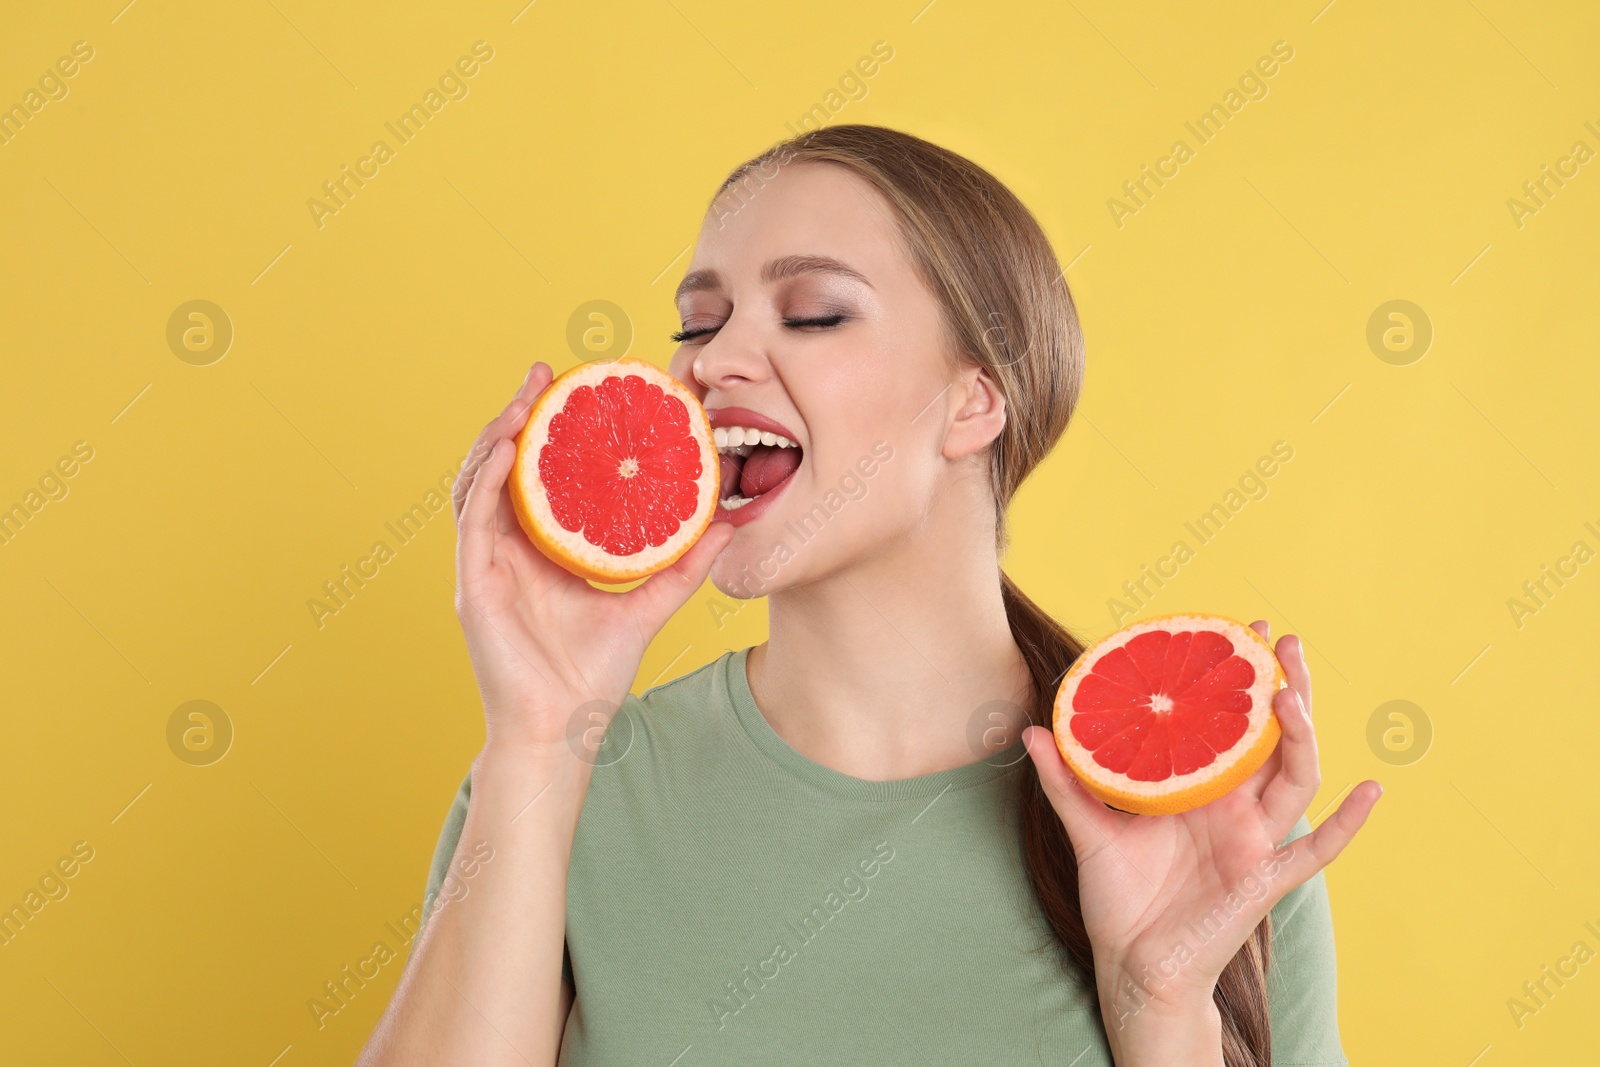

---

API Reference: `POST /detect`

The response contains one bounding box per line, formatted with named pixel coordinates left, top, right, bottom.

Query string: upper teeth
left=714, top=426, right=798, bottom=451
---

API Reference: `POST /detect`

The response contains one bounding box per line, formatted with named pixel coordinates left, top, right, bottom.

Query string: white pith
left=515, top=361, right=718, bottom=575
left=715, top=425, right=801, bottom=510
left=1052, top=614, right=1284, bottom=800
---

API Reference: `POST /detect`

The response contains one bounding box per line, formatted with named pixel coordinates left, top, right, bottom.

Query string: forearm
left=1095, top=967, right=1225, bottom=1067
left=359, top=743, right=590, bottom=1066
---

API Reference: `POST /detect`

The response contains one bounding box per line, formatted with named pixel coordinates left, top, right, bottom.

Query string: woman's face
left=667, top=160, right=997, bottom=598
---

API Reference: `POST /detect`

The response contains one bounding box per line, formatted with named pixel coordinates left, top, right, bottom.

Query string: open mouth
left=708, top=408, right=803, bottom=518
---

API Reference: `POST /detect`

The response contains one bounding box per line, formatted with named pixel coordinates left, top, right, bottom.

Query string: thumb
left=1023, top=726, right=1129, bottom=857
left=630, top=520, right=735, bottom=631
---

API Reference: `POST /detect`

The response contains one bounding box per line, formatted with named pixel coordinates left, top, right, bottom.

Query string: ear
left=941, top=363, right=1006, bottom=462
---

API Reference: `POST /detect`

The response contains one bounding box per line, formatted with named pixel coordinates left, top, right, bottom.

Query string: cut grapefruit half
left=1052, top=613, right=1285, bottom=816
left=509, top=357, right=719, bottom=583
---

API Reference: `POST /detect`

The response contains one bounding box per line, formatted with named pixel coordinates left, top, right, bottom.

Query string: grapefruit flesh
left=1052, top=613, right=1285, bottom=816
left=509, top=358, right=719, bottom=583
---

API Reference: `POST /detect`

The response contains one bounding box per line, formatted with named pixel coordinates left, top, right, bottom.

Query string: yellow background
left=2, top=0, right=1596, bottom=1062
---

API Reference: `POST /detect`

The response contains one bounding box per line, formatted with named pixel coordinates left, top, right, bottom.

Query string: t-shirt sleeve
left=420, top=766, right=574, bottom=987
left=421, top=769, right=473, bottom=921
left=1264, top=814, right=1348, bottom=1066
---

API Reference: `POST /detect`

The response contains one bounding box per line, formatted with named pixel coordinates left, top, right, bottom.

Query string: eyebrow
left=674, top=254, right=873, bottom=304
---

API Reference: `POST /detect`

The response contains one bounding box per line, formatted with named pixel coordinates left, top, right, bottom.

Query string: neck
left=746, top=512, right=1034, bottom=782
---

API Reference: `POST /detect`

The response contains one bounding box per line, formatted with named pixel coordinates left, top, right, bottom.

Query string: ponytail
left=1001, top=573, right=1275, bottom=1066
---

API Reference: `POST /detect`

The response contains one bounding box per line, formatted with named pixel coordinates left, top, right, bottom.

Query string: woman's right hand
left=451, top=361, right=734, bottom=757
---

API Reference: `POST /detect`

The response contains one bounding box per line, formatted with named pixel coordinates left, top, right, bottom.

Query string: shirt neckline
left=725, top=644, right=1029, bottom=801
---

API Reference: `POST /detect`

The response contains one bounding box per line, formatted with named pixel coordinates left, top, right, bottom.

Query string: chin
left=706, top=526, right=807, bottom=600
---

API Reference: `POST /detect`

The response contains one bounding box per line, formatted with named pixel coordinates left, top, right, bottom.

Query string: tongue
left=719, top=452, right=744, bottom=499
left=741, top=445, right=801, bottom=496
left=721, top=445, right=801, bottom=500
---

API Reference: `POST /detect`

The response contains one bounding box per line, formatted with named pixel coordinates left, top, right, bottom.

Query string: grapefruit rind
left=1051, top=612, right=1285, bottom=816
left=509, top=357, right=719, bottom=584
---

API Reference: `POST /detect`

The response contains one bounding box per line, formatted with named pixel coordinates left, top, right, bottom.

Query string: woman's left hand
left=1022, top=620, right=1382, bottom=1066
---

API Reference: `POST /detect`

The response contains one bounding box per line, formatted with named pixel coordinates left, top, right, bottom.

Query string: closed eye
left=670, top=313, right=848, bottom=344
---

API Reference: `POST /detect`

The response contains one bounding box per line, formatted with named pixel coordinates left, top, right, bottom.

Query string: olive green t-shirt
left=423, top=646, right=1348, bottom=1065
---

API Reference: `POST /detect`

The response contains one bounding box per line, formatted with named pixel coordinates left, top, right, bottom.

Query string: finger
left=458, top=437, right=517, bottom=589
left=1240, top=738, right=1281, bottom=801
left=1250, top=619, right=1269, bottom=643
left=1022, top=726, right=1131, bottom=857
left=630, top=521, right=736, bottom=628
left=1277, top=633, right=1312, bottom=721
left=1259, top=685, right=1321, bottom=842
left=452, top=394, right=521, bottom=524
left=453, top=436, right=497, bottom=527
left=1271, top=780, right=1382, bottom=891
left=488, top=369, right=551, bottom=536
left=453, top=362, right=552, bottom=521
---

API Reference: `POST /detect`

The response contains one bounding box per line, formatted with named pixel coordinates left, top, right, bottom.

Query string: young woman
left=358, top=124, right=1381, bottom=1066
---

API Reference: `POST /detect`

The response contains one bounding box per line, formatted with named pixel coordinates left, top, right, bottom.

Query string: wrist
left=1095, top=966, right=1224, bottom=1067
left=473, top=739, right=594, bottom=812
left=479, top=690, right=631, bottom=763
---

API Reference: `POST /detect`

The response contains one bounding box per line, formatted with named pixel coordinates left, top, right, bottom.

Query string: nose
left=675, top=319, right=771, bottom=400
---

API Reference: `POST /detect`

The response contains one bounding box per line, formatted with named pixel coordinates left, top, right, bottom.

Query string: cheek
left=853, top=445, right=928, bottom=523
left=668, top=350, right=702, bottom=395
left=706, top=440, right=930, bottom=598
left=793, top=431, right=927, bottom=541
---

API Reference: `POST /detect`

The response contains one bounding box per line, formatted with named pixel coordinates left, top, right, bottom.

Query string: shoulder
left=610, top=648, right=743, bottom=766
left=1265, top=814, right=1349, bottom=1065
left=634, top=648, right=733, bottom=712
left=1269, top=814, right=1320, bottom=928
left=426, top=649, right=740, bottom=883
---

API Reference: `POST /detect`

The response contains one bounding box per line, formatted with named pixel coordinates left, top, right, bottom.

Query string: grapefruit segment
left=1052, top=613, right=1285, bottom=815
left=509, top=358, right=720, bottom=583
